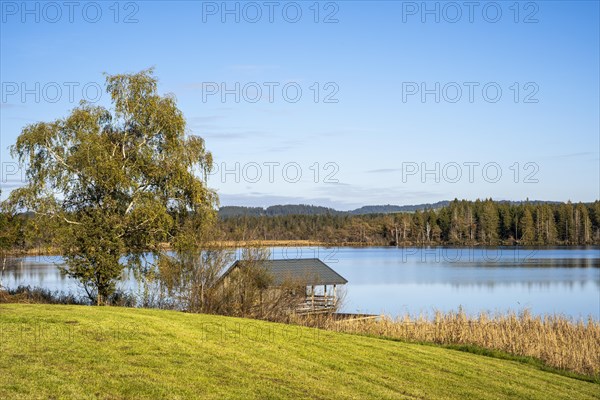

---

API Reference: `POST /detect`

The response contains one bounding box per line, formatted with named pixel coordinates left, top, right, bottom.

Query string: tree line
left=217, top=199, right=600, bottom=246
left=2, top=199, right=599, bottom=252
left=217, top=201, right=452, bottom=217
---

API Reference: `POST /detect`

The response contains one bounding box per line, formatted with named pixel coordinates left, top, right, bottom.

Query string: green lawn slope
left=0, top=304, right=597, bottom=399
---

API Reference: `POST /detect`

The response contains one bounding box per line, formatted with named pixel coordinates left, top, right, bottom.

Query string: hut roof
left=221, top=258, right=348, bottom=286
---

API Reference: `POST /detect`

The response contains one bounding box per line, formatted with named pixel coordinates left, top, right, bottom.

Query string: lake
left=2, top=246, right=599, bottom=319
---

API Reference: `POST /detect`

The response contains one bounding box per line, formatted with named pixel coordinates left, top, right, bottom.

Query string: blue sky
left=1, top=1, right=599, bottom=210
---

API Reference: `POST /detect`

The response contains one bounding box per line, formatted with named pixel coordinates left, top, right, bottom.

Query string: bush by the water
left=0, top=286, right=136, bottom=307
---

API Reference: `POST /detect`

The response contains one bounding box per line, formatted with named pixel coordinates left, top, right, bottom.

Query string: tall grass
left=293, top=310, right=600, bottom=379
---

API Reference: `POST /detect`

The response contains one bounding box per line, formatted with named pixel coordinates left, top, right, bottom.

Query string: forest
left=217, top=199, right=600, bottom=246
left=2, top=199, right=599, bottom=253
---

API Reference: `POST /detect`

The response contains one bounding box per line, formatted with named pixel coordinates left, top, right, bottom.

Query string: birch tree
left=8, top=69, right=216, bottom=304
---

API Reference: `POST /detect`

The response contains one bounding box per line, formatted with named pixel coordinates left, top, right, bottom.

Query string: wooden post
left=311, top=285, right=315, bottom=310
left=333, top=284, right=337, bottom=304
left=324, top=285, right=327, bottom=308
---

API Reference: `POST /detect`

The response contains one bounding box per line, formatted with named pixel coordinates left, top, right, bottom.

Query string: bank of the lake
left=3, top=246, right=599, bottom=319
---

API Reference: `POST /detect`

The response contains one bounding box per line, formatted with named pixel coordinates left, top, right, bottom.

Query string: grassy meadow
left=312, top=310, right=600, bottom=379
left=1, top=304, right=598, bottom=399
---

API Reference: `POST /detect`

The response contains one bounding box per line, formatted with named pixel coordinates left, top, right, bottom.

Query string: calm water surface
left=3, top=247, right=599, bottom=319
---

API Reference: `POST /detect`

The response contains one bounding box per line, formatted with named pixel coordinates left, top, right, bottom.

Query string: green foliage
left=217, top=199, right=600, bottom=246
left=7, top=69, right=217, bottom=303
left=0, top=211, right=12, bottom=252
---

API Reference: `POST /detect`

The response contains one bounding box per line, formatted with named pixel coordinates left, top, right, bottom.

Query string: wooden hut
left=218, top=258, right=348, bottom=314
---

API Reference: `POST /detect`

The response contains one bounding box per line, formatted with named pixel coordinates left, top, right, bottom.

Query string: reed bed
left=293, top=310, right=600, bottom=379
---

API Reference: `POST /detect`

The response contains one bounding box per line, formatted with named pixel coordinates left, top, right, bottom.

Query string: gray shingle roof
left=224, top=258, right=348, bottom=286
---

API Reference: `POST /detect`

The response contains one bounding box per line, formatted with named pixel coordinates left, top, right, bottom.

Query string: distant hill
left=218, top=206, right=267, bottom=218
left=219, top=204, right=342, bottom=218
left=218, top=200, right=573, bottom=218
left=349, top=201, right=451, bottom=215
left=263, top=204, right=342, bottom=216
left=218, top=202, right=450, bottom=218
left=496, top=200, right=563, bottom=206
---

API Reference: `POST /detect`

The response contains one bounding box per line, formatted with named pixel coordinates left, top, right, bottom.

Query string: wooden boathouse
left=219, top=258, right=348, bottom=314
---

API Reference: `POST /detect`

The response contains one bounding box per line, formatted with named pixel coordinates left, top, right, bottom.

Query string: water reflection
left=2, top=247, right=599, bottom=319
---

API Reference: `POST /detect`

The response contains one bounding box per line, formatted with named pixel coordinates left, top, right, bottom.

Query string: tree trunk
left=0, top=256, right=6, bottom=290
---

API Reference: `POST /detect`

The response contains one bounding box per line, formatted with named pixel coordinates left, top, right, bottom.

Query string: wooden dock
left=295, top=295, right=337, bottom=315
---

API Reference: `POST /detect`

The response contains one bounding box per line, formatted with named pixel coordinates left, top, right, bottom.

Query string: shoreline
left=2, top=241, right=599, bottom=257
